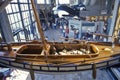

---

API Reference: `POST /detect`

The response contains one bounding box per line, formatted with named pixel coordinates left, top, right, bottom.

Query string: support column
left=108, top=0, right=119, bottom=41
left=0, top=10, right=14, bottom=42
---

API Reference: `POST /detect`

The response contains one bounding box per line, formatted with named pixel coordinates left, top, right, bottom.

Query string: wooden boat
left=15, top=41, right=99, bottom=64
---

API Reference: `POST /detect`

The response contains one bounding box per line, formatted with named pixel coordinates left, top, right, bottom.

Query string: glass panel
left=6, top=4, right=12, bottom=13
left=16, top=22, right=20, bottom=28
left=14, top=36, right=18, bottom=42
left=14, top=14, right=18, bottom=22
left=19, top=21, right=22, bottom=28
left=24, top=19, right=27, bottom=26
left=32, top=16, right=35, bottom=21
left=46, top=0, right=50, bottom=4
left=6, top=1, right=38, bottom=42
left=11, top=4, right=16, bottom=12
left=8, top=15, right=12, bottom=24
left=29, top=0, right=31, bottom=3
left=14, top=4, right=19, bottom=12
left=30, top=5, right=32, bottom=9
left=22, top=12, right=26, bottom=19
left=24, top=5, right=28, bottom=10
left=37, top=0, right=45, bottom=4
left=19, top=0, right=28, bottom=3
left=27, top=18, right=30, bottom=25
left=11, top=0, right=18, bottom=3
left=59, top=0, right=70, bottom=4
left=17, top=13, right=21, bottom=21
left=20, top=4, right=25, bottom=11
left=19, top=31, right=25, bottom=41
left=10, top=14, right=15, bottom=24
left=12, top=24, right=16, bottom=30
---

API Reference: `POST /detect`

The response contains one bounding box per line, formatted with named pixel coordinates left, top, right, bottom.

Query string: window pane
left=6, top=0, right=38, bottom=42
left=37, top=0, right=44, bottom=4
left=8, top=15, right=12, bottom=24
left=30, top=5, right=32, bottom=9
left=6, top=4, right=12, bottom=13
left=11, top=4, right=16, bottom=12
left=17, top=13, right=21, bottom=21
left=19, top=0, right=28, bottom=3
left=22, top=12, right=26, bottom=19
left=14, top=4, right=19, bottom=12
left=11, top=0, right=18, bottom=3
left=46, top=0, right=50, bottom=4
left=10, top=15, right=15, bottom=23
left=59, top=0, right=70, bottom=4
left=19, top=22, right=22, bottom=28
left=20, top=4, right=25, bottom=11
left=25, top=5, right=28, bottom=10
left=14, top=14, right=18, bottom=22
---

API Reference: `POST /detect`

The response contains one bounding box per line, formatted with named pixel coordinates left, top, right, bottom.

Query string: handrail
left=0, top=53, right=120, bottom=72
left=12, top=28, right=23, bottom=36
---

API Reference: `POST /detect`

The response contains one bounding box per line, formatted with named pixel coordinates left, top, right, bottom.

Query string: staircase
left=102, top=64, right=120, bottom=80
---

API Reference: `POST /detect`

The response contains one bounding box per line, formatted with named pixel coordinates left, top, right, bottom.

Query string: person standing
left=65, top=26, right=69, bottom=36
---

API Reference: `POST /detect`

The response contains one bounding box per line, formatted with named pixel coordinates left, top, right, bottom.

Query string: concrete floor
left=6, top=69, right=112, bottom=80
left=34, top=69, right=112, bottom=80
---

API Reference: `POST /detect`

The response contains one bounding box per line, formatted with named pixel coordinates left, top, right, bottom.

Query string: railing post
left=92, top=63, right=96, bottom=80
left=30, top=63, right=35, bottom=80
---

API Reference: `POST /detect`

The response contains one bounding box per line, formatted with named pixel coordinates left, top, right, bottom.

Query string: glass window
left=24, top=5, right=28, bottom=10
left=30, top=5, right=32, bottom=9
left=29, top=0, right=31, bottom=3
left=12, top=24, right=16, bottom=30
left=6, top=4, right=12, bottom=13
left=6, top=0, right=38, bottom=42
left=59, top=0, right=70, bottom=4
left=19, top=22, right=22, bottom=28
left=37, top=0, right=44, bottom=4
left=20, top=4, right=25, bottom=11
left=17, top=13, right=21, bottom=21
left=19, top=31, right=26, bottom=42
left=37, top=0, right=50, bottom=4
left=22, top=12, right=26, bottom=19
left=19, top=0, right=28, bottom=3
left=24, top=19, right=27, bottom=26
left=10, top=14, right=15, bottom=24
left=14, top=14, right=18, bottom=22
left=14, top=36, right=18, bottom=42
left=11, top=0, right=18, bottom=3
left=14, top=4, right=19, bottom=12
left=8, top=15, right=12, bottom=24
left=32, top=16, right=35, bottom=21
left=45, top=0, right=50, bottom=4
left=11, top=4, right=16, bottom=12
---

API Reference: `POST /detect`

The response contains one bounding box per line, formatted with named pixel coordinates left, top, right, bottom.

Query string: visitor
left=65, top=26, right=69, bottom=36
